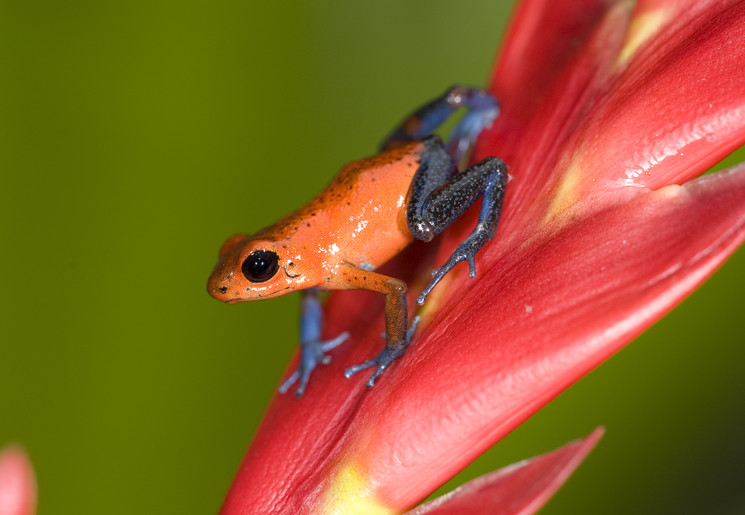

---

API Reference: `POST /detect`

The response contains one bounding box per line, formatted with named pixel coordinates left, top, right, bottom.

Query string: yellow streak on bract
left=616, top=7, right=669, bottom=66
left=321, top=462, right=394, bottom=515
left=544, top=157, right=584, bottom=223
left=418, top=267, right=453, bottom=317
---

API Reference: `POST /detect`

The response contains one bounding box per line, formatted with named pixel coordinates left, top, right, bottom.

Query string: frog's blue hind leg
left=407, top=136, right=508, bottom=305
left=381, top=85, right=499, bottom=165
left=383, top=86, right=506, bottom=307
left=278, top=288, right=349, bottom=397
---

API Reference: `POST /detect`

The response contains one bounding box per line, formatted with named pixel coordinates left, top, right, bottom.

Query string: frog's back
left=261, top=142, right=425, bottom=269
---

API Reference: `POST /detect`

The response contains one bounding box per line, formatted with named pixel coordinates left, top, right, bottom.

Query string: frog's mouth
left=224, top=285, right=295, bottom=303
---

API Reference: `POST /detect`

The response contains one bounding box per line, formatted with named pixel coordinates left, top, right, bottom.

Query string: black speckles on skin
left=405, top=139, right=507, bottom=304
left=246, top=142, right=422, bottom=242
left=306, top=223, right=311, bottom=227
left=218, top=286, right=228, bottom=294
left=406, top=136, right=458, bottom=241
left=409, top=145, right=506, bottom=242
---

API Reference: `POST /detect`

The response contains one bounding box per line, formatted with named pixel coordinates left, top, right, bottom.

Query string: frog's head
left=207, top=233, right=309, bottom=303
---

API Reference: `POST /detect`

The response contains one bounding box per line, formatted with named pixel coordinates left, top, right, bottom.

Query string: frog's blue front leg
left=278, top=288, right=349, bottom=397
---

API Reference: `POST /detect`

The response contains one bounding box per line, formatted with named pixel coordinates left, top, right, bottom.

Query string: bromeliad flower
left=220, top=0, right=745, bottom=512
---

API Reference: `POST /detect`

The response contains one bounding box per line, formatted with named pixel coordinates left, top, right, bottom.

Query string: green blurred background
left=2, top=1, right=744, bottom=513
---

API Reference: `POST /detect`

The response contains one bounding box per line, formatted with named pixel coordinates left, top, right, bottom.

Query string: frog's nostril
left=218, top=286, right=228, bottom=294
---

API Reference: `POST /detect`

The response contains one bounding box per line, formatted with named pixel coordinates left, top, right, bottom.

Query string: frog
left=207, top=85, right=507, bottom=397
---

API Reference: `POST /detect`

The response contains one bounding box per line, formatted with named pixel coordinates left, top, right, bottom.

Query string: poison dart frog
left=207, top=86, right=507, bottom=397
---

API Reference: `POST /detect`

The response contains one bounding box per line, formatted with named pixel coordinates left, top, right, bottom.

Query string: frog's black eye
left=242, top=250, right=279, bottom=283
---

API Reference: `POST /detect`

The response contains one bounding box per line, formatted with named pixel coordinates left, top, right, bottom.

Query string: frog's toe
left=320, top=332, right=350, bottom=352
left=364, top=361, right=392, bottom=388
left=344, top=317, right=420, bottom=387
left=278, top=331, right=350, bottom=397
left=344, top=359, right=377, bottom=379
left=278, top=371, right=301, bottom=395
left=417, top=244, right=479, bottom=305
left=344, top=349, right=400, bottom=388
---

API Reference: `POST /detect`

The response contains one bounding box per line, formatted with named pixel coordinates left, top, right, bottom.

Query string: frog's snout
left=207, top=267, right=236, bottom=303
left=208, top=283, right=240, bottom=304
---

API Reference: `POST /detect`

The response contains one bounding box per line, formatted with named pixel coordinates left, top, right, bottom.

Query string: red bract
left=0, top=446, right=36, bottom=515
left=221, top=0, right=745, bottom=513
left=408, top=428, right=603, bottom=515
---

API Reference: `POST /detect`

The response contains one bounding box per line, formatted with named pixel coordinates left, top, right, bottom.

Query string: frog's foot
left=279, top=332, right=350, bottom=398
left=344, top=316, right=420, bottom=388
left=417, top=239, right=480, bottom=305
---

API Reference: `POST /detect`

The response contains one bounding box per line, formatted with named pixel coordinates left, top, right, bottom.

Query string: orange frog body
left=209, top=143, right=424, bottom=303
left=208, top=86, right=507, bottom=396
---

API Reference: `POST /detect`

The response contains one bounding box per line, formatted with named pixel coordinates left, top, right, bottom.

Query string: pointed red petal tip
left=407, top=428, right=604, bottom=515
left=0, top=446, right=36, bottom=515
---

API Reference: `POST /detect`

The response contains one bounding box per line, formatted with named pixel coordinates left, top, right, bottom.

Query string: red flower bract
left=408, top=428, right=604, bottom=515
left=221, top=0, right=745, bottom=513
